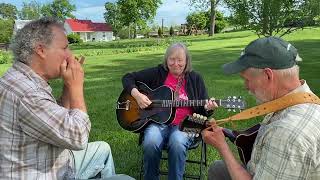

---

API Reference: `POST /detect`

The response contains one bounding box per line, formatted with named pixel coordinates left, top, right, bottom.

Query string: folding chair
left=138, top=134, right=207, bottom=180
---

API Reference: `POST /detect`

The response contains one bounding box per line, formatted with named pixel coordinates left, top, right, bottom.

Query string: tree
left=186, top=10, right=227, bottom=34
left=188, top=0, right=222, bottom=36
left=104, top=2, right=122, bottom=37
left=117, top=0, right=162, bottom=38
left=186, top=11, right=208, bottom=32
left=19, top=1, right=42, bottom=20
left=0, top=3, right=17, bottom=20
left=67, top=33, right=82, bottom=44
left=0, top=19, right=14, bottom=43
left=169, top=26, right=174, bottom=36
left=225, top=0, right=320, bottom=37
left=212, top=11, right=227, bottom=33
left=41, top=0, right=75, bottom=20
left=158, top=27, right=163, bottom=37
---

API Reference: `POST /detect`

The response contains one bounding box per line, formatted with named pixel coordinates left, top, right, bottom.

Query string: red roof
left=65, top=19, right=112, bottom=32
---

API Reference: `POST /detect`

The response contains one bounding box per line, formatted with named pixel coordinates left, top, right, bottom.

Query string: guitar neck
left=152, top=99, right=222, bottom=108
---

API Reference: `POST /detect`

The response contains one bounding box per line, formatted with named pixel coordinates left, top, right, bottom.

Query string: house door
left=86, top=33, right=91, bottom=42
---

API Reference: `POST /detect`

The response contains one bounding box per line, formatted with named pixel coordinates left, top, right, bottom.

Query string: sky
left=1, top=0, right=199, bottom=26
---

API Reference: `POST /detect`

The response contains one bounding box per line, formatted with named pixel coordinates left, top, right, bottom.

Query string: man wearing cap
left=202, top=36, right=320, bottom=180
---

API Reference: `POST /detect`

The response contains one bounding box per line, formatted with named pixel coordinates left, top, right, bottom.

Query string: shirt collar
left=13, top=62, right=52, bottom=92
left=288, top=79, right=312, bottom=94
left=262, top=80, right=312, bottom=124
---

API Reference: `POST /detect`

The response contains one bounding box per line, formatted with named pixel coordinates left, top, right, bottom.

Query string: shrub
left=169, top=26, right=174, bottom=36
left=0, top=50, right=11, bottom=64
left=158, top=27, right=163, bottom=37
left=67, top=34, right=82, bottom=44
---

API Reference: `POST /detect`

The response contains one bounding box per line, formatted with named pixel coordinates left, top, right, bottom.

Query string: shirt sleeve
left=122, top=66, right=160, bottom=94
left=252, top=126, right=313, bottom=180
left=17, top=89, right=91, bottom=150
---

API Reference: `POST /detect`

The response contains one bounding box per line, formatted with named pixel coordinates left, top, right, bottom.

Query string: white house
left=64, top=19, right=113, bottom=42
left=13, top=20, right=32, bottom=35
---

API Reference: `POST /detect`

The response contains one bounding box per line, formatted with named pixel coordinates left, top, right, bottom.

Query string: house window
left=103, top=32, right=106, bottom=37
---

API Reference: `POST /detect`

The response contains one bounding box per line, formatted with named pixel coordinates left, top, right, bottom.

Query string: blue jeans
left=143, top=123, right=194, bottom=180
left=72, top=141, right=134, bottom=180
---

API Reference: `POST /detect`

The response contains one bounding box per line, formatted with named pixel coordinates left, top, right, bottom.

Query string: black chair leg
left=139, top=153, right=143, bottom=180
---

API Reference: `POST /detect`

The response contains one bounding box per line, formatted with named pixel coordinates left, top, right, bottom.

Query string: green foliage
left=0, top=50, right=11, bottom=64
left=188, top=0, right=223, bottom=36
left=187, top=11, right=208, bottom=31
left=110, top=38, right=192, bottom=54
left=104, top=2, right=122, bottom=37
left=225, top=0, right=320, bottom=37
left=18, top=0, right=41, bottom=20
left=158, top=27, right=163, bottom=37
left=186, top=10, right=226, bottom=33
left=169, top=26, right=174, bottom=36
left=67, top=33, right=82, bottom=44
left=213, top=11, right=227, bottom=33
left=0, top=3, right=17, bottom=20
left=117, top=0, right=162, bottom=38
left=41, top=0, right=75, bottom=20
left=314, top=15, right=320, bottom=26
left=117, top=26, right=134, bottom=39
left=0, top=19, right=14, bottom=43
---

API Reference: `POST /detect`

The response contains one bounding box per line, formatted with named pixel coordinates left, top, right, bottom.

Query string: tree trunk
left=128, top=24, right=131, bottom=39
left=134, top=23, right=137, bottom=38
left=209, top=0, right=216, bottom=36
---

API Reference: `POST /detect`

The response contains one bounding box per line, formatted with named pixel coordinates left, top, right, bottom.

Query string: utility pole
left=161, top=18, right=164, bottom=35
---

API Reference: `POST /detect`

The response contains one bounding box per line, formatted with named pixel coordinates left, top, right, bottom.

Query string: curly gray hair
left=10, top=17, right=65, bottom=65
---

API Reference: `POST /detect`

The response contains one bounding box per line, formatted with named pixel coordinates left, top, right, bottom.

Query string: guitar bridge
left=116, top=100, right=130, bottom=110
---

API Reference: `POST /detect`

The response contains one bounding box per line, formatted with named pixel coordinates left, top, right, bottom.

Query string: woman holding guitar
left=122, top=43, right=218, bottom=180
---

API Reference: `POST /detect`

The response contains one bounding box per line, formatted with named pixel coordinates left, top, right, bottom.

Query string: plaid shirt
left=247, top=81, right=320, bottom=179
left=0, top=62, right=91, bottom=180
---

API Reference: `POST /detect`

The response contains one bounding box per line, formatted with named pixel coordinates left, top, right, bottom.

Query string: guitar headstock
left=179, top=113, right=209, bottom=136
left=220, top=96, right=246, bottom=112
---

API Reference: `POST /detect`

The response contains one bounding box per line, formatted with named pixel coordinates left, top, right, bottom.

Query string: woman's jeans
left=142, top=123, right=194, bottom=180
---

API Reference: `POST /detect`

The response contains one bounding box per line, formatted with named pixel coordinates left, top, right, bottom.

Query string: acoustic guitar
left=116, top=81, right=246, bottom=133
left=180, top=114, right=260, bottom=165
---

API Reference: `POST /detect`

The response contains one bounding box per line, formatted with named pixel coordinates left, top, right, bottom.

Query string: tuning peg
left=193, top=113, right=197, bottom=117
left=238, top=96, right=242, bottom=99
left=228, top=109, right=231, bottom=112
left=233, top=109, right=236, bottom=112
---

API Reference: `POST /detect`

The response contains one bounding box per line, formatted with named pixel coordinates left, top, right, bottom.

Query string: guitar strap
left=174, top=75, right=184, bottom=100
left=216, top=92, right=320, bottom=125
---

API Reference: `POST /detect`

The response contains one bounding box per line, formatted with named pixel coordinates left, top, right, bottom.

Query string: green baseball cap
left=222, top=36, right=302, bottom=75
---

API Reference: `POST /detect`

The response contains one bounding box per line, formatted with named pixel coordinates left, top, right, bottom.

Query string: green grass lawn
left=1, top=27, right=319, bottom=179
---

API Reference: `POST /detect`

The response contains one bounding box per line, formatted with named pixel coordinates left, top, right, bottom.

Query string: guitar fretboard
left=152, top=100, right=221, bottom=108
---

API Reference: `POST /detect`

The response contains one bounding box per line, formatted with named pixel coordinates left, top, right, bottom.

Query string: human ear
left=264, top=68, right=273, bottom=81
left=34, top=44, right=46, bottom=59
